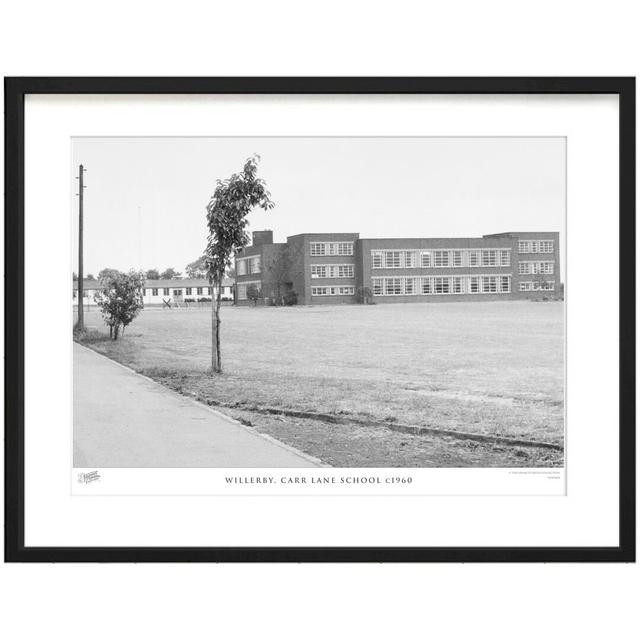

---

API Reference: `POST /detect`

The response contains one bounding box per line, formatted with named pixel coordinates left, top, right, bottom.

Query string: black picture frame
left=4, top=77, right=635, bottom=563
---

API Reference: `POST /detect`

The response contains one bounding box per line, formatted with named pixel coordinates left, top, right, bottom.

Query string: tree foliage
left=205, top=155, right=274, bottom=372
left=98, top=268, right=122, bottom=281
left=160, top=267, right=181, bottom=280
left=145, top=268, right=160, bottom=280
left=185, top=255, right=208, bottom=279
left=94, top=271, right=145, bottom=340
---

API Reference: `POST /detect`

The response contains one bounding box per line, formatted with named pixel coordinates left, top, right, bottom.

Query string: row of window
left=236, top=256, right=261, bottom=276
left=311, top=286, right=355, bottom=296
left=518, top=261, right=554, bottom=275
left=371, top=275, right=511, bottom=296
left=310, top=264, right=355, bottom=279
left=518, top=240, right=554, bottom=254
left=519, top=281, right=555, bottom=291
left=144, top=287, right=215, bottom=297
left=371, top=249, right=511, bottom=269
left=310, top=242, right=354, bottom=256
left=74, top=286, right=224, bottom=298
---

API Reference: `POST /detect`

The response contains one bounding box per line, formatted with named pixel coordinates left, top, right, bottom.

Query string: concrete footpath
left=73, top=343, right=320, bottom=468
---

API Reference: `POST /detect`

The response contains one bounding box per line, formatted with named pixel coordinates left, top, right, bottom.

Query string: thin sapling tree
left=205, top=155, right=274, bottom=373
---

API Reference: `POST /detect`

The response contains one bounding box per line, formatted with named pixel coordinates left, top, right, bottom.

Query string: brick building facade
left=235, top=230, right=561, bottom=305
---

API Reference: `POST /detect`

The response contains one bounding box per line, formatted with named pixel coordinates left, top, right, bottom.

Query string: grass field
left=76, top=300, right=564, bottom=467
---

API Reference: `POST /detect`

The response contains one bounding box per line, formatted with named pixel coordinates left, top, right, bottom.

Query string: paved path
left=73, top=343, right=320, bottom=468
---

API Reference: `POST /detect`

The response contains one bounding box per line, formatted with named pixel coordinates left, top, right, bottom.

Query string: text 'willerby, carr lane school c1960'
left=235, top=230, right=561, bottom=305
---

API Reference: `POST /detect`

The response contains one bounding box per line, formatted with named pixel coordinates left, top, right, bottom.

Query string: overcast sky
left=72, top=137, right=565, bottom=276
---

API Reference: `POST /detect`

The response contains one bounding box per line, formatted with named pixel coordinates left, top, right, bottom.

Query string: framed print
left=4, top=77, right=635, bottom=562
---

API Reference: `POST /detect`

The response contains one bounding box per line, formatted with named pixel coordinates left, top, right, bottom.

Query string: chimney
left=252, top=230, right=274, bottom=247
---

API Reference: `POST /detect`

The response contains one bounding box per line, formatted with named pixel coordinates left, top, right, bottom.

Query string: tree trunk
left=211, top=278, right=222, bottom=373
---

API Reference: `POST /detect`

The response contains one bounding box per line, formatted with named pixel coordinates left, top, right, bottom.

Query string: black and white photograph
left=72, top=136, right=565, bottom=472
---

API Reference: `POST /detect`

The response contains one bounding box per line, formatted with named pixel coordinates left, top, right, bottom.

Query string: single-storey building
left=73, top=277, right=235, bottom=307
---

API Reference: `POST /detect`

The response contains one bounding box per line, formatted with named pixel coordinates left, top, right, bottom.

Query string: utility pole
left=76, top=164, right=86, bottom=331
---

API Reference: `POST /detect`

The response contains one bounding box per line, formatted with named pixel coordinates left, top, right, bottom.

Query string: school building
left=73, top=278, right=235, bottom=306
left=235, top=230, right=561, bottom=305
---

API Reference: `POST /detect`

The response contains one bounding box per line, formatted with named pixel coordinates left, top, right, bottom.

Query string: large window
left=311, top=242, right=354, bottom=256
left=520, top=280, right=555, bottom=291
left=163, top=288, right=170, bottom=295
left=433, top=277, right=450, bottom=294
left=433, top=251, right=450, bottom=267
left=468, top=251, right=480, bottom=267
left=452, top=251, right=463, bottom=267
left=519, top=261, right=554, bottom=275
left=371, top=275, right=511, bottom=296
left=311, top=286, right=354, bottom=296
left=420, top=252, right=431, bottom=267
left=311, top=265, right=327, bottom=279
left=236, top=259, right=247, bottom=275
left=152, top=288, right=158, bottom=296
left=384, top=278, right=403, bottom=295
left=482, top=277, right=497, bottom=293
left=481, top=250, right=498, bottom=266
left=237, top=281, right=261, bottom=300
left=403, top=251, right=416, bottom=268
left=384, top=251, right=402, bottom=268
left=519, top=240, right=554, bottom=253
left=370, top=249, right=419, bottom=268
left=499, top=250, right=511, bottom=266
left=404, top=277, right=417, bottom=295
left=310, top=243, right=325, bottom=256
left=250, top=256, right=261, bottom=274
left=311, top=264, right=354, bottom=278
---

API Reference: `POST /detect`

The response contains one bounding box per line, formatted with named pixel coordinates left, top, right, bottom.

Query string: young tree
left=246, top=284, right=262, bottom=306
left=160, top=267, right=181, bottom=280
left=94, top=271, right=145, bottom=340
left=205, top=155, right=274, bottom=373
left=145, top=268, right=160, bottom=280
left=86, top=273, right=96, bottom=281
left=185, top=255, right=208, bottom=279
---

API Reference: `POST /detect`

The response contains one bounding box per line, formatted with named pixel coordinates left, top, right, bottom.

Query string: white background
left=27, top=95, right=608, bottom=547
left=1, top=1, right=638, bottom=639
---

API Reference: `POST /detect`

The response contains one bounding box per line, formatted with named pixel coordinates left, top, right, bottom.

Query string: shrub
left=198, top=297, right=212, bottom=303
left=283, top=290, right=298, bottom=306
left=184, top=297, right=196, bottom=303
left=94, top=270, right=145, bottom=339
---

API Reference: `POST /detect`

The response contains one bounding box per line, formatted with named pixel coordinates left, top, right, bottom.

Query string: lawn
left=76, top=300, right=564, bottom=467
